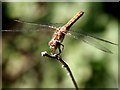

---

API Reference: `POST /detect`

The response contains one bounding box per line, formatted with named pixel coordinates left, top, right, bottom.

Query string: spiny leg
left=57, top=42, right=64, bottom=55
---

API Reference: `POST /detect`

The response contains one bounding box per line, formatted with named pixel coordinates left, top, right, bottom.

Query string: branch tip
left=41, top=51, right=47, bottom=56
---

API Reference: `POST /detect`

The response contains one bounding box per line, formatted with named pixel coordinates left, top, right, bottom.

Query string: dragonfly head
left=49, top=40, right=59, bottom=54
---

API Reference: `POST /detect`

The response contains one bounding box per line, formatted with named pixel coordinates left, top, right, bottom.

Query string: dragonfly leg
left=57, top=42, right=64, bottom=55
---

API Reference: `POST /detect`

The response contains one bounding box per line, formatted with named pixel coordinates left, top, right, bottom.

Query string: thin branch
left=41, top=51, right=78, bottom=90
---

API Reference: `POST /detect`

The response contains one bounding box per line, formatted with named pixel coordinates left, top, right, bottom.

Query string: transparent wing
left=67, top=30, right=117, bottom=54
left=2, top=20, right=63, bottom=32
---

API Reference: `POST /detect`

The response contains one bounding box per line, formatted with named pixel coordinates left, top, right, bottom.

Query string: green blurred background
left=2, top=2, right=118, bottom=88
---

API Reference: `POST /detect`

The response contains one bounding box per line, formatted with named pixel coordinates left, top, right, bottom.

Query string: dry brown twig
left=41, top=51, right=78, bottom=90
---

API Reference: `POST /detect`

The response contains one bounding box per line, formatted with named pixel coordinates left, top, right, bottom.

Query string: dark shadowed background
left=1, top=2, right=118, bottom=88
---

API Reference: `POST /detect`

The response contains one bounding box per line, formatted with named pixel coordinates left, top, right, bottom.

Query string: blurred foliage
left=1, top=2, right=118, bottom=88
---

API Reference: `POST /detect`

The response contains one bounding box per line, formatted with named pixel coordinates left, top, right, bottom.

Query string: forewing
left=2, top=20, right=63, bottom=32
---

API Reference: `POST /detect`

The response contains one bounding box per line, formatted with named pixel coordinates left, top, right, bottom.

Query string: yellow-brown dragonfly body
left=48, top=11, right=84, bottom=54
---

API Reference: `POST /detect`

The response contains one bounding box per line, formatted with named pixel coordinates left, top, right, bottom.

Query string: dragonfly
left=2, top=11, right=117, bottom=55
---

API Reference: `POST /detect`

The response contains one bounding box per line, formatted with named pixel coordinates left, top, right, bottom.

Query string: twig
left=41, top=51, right=78, bottom=90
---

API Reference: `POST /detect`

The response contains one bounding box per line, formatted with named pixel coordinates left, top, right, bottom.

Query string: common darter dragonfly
left=2, top=11, right=117, bottom=55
